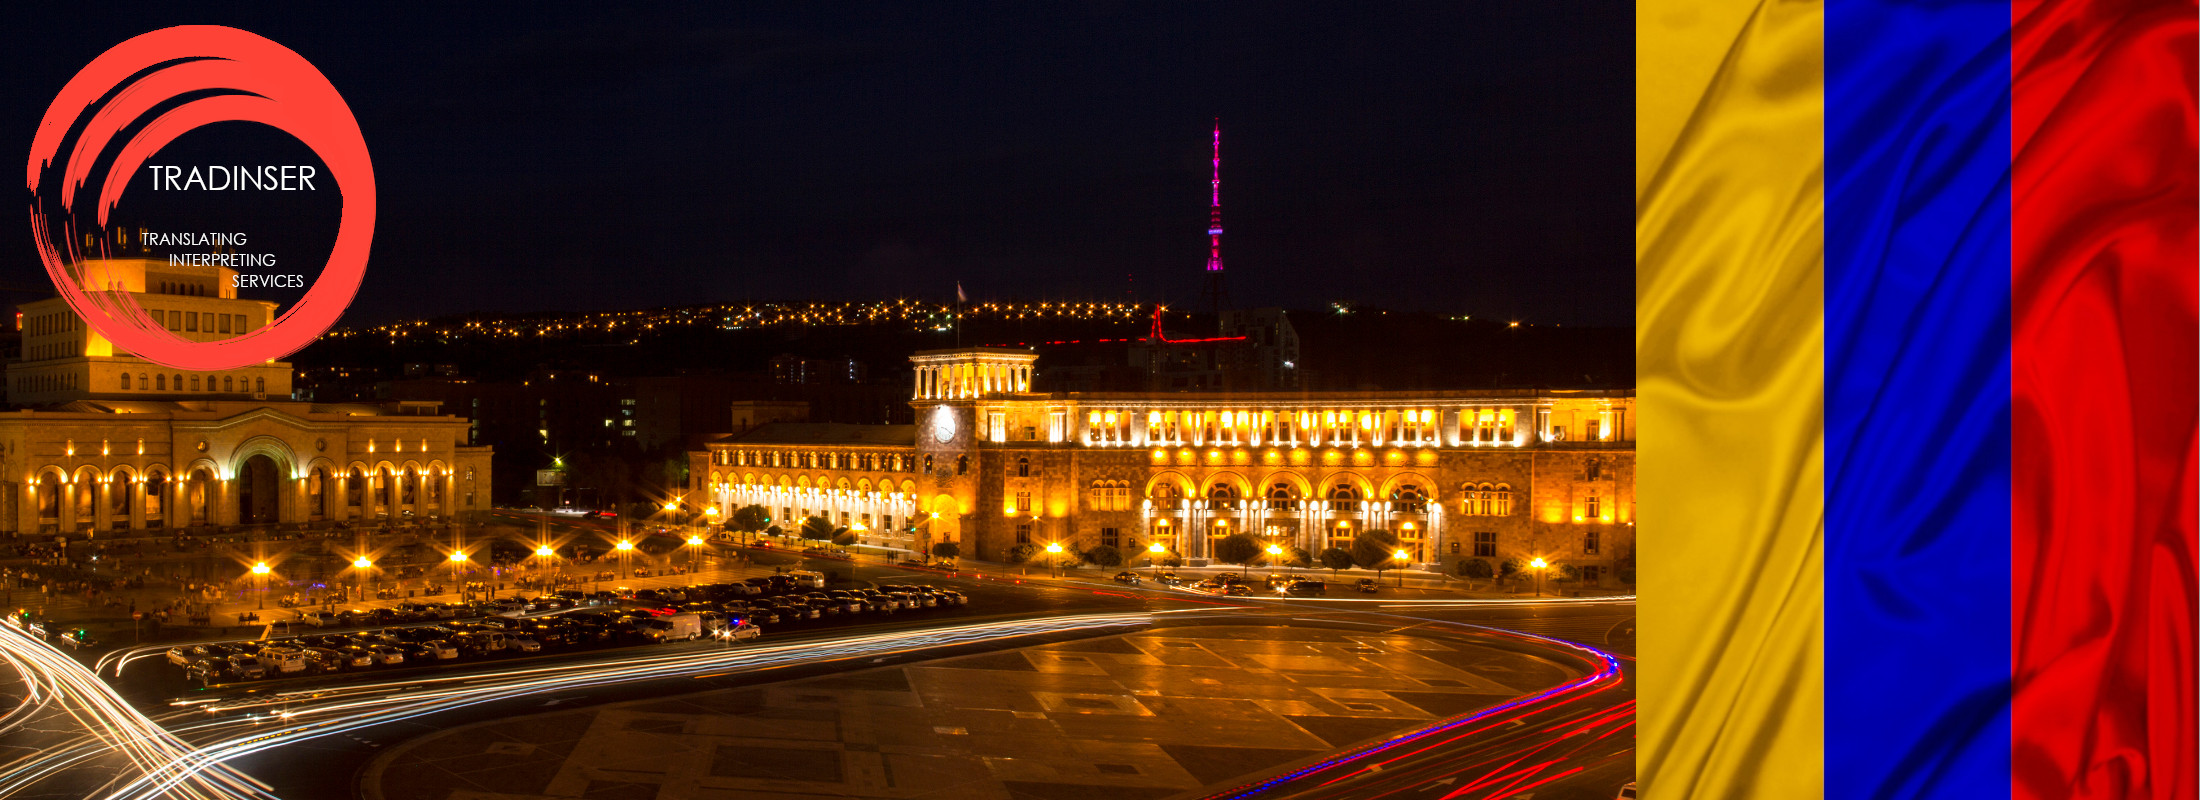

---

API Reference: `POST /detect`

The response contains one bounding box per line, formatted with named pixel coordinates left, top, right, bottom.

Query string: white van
left=788, top=570, right=826, bottom=589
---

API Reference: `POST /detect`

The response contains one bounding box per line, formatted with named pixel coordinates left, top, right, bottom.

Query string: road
left=0, top=550, right=1639, bottom=800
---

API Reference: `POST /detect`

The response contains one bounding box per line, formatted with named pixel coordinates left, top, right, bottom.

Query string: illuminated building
left=691, top=347, right=1634, bottom=582
left=0, top=259, right=492, bottom=535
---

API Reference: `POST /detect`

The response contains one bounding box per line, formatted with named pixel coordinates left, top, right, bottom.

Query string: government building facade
left=691, top=348, right=1634, bottom=582
left=0, top=258, right=492, bottom=536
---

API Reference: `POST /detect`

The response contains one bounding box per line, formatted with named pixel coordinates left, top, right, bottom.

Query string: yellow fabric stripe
left=1637, top=1, right=1825, bottom=798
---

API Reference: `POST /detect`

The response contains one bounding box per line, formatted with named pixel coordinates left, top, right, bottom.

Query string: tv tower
left=1199, top=119, right=1230, bottom=317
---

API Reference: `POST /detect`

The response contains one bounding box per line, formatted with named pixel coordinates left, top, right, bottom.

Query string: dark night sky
left=10, top=3, right=1632, bottom=326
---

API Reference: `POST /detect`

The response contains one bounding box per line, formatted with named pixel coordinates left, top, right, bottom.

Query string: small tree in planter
left=798, top=516, right=836, bottom=545
left=930, top=541, right=960, bottom=563
left=730, top=505, right=771, bottom=543
left=1349, top=529, right=1404, bottom=583
left=1283, top=546, right=1313, bottom=569
left=1084, top=545, right=1124, bottom=569
left=1319, top=547, right=1354, bottom=576
left=1213, top=533, right=1263, bottom=568
left=1005, top=543, right=1038, bottom=567
left=1458, top=558, right=1494, bottom=583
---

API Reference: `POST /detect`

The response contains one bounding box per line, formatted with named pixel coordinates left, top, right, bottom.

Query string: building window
left=1585, top=458, right=1602, bottom=481
left=1013, top=491, right=1031, bottom=516
left=1101, top=527, right=1120, bottom=549
left=1016, top=457, right=1031, bottom=477
left=119, top=374, right=130, bottom=390
left=155, top=374, right=165, bottom=390
left=1208, top=483, right=1239, bottom=511
left=1390, top=484, right=1426, bottom=513
left=1327, top=484, right=1359, bottom=512
left=1474, top=531, right=1497, bottom=558
left=1586, top=493, right=1601, bottom=519
left=1015, top=523, right=1032, bottom=545
left=955, top=456, right=968, bottom=475
left=1584, top=530, right=1601, bottom=555
left=1089, top=480, right=1130, bottom=511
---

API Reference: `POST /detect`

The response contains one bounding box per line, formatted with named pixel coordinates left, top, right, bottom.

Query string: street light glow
left=1045, top=542, right=1063, bottom=554
left=251, top=562, right=270, bottom=575
left=685, top=536, right=703, bottom=546
left=615, top=540, right=634, bottom=551
left=1149, top=542, right=1166, bottom=553
left=1393, top=549, right=1410, bottom=561
left=663, top=502, right=679, bottom=512
left=1266, top=544, right=1283, bottom=556
left=535, top=546, right=555, bottom=557
left=1531, top=557, right=1548, bottom=569
left=449, top=552, right=468, bottom=563
left=352, top=557, right=372, bottom=570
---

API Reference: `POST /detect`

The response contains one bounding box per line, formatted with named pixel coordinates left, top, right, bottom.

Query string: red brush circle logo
left=25, top=25, right=373, bottom=371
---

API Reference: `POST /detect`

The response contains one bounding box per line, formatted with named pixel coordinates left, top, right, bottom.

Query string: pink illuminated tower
left=1199, top=119, right=1230, bottom=316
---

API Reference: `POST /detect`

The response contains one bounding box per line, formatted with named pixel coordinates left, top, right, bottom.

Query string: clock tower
left=908, top=347, right=1039, bottom=557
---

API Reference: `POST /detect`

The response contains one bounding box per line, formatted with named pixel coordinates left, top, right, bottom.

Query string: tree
left=730, top=505, right=771, bottom=538
left=831, top=530, right=858, bottom=548
left=1499, top=555, right=1527, bottom=580
left=798, top=516, right=836, bottom=543
left=1459, top=558, right=1494, bottom=580
left=1005, top=543, right=1038, bottom=565
left=1084, top=545, right=1124, bottom=569
left=764, top=524, right=783, bottom=538
left=931, top=541, right=961, bottom=561
left=1319, top=547, right=1354, bottom=575
left=1283, top=546, right=1312, bottom=569
left=1348, top=529, right=1403, bottom=571
left=1213, top=533, right=1263, bottom=567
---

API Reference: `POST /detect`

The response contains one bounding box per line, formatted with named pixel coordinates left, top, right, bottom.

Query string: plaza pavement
left=362, top=623, right=1573, bottom=800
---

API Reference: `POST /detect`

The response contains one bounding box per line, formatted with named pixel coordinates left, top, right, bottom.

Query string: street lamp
left=1530, top=556, right=1548, bottom=598
left=1393, top=549, right=1410, bottom=588
left=685, top=535, right=704, bottom=586
left=251, top=562, right=271, bottom=610
left=449, top=551, right=468, bottom=602
left=351, top=556, right=373, bottom=603
left=1266, top=543, right=1290, bottom=581
left=535, top=545, right=557, bottom=589
left=1148, top=541, right=1167, bottom=581
left=615, top=539, right=635, bottom=580
left=1045, top=542, right=1064, bottom=578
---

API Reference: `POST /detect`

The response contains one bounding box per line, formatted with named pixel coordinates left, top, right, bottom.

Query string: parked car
left=331, top=646, right=378, bottom=669
left=936, top=590, right=969, bottom=606
left=1285, top=579, right=1328, bottom=596
left=258, top=646, right=309, bottom=675
left=1356, top=578, right=1380, bottom=594
left=508, top=635, right=543, bottom=653
left=1156, top=572, right=1184, bottom=586
left=365, top=644, right=406, bottom=665
left=1113, top=572, right=1142, bottom=585
left=1217, top=584, right=1254, bottom=597
left=300, top=647, right=348, bottom=673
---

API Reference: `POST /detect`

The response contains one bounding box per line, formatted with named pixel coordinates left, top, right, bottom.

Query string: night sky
left=10, top=3, right=1632, bottom=327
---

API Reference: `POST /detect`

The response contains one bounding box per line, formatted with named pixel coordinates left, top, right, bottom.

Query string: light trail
left=0, top=622, right=273, bottom=800
left=91, top=612, right=1151, bottom=800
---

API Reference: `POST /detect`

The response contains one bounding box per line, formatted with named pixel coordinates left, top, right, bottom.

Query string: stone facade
left=692, top=349, right=1634, bottom=582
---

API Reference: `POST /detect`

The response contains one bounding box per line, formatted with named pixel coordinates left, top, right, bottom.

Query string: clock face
left=932, top=408, right=957, bottom=443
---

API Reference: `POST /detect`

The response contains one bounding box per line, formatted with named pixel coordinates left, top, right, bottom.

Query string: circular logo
left=25, top=26, right=373, bottom=371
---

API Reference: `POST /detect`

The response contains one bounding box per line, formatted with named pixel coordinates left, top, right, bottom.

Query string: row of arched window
left=118, top=373, right=266, bottom=394
left=1124, top=481, right=1501, bottom=515
left=710, top=449, right=919, bottom=473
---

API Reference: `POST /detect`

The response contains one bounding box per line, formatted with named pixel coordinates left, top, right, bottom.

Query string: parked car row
left=710, top=583, right=967, bottom=626
left=169, top=608, right=759, bottom=684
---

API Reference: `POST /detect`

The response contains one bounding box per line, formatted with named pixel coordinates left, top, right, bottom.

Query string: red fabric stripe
left=2012, top=2, right=2198, bottom=798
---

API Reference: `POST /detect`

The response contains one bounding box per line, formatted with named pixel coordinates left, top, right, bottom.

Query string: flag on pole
left=1637, top=1, right=2196, bottom=798
left=956, top=282, right=966, bottom=304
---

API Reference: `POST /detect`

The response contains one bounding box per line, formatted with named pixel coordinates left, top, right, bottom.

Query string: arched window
left=189, top=375, right=200, bottom=391
left=221, top=376, right=232, bottom=392
left=255, top=377, right=265, bottom=394
left=1493, top=483, right=1513, bottom=516
left=171, top=374, right=182, bottom=391
left=1207, top=483, right=1239, bottom=511
left=120, top=374, right=131, bottom=390
left=138, top=373, right=148, bottom=390
left=1328, top=483, right=1360, bottom=512
left=1267, top=482, right=1298, bottom=511
left=955, top=455, right=969, bottom=475
left=923, top=454, right=934, bottom=473
left=348, top=468, right=366, bottom=507
left=1016, top=457, right=1030, bottom=478
left=1391, top=484, right=1426, bottom=513
left=1149, top=481, right=1183, bottom=510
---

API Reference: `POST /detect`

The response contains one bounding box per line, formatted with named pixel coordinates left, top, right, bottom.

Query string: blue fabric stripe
left=1826, top=1, right=2012, bottom=798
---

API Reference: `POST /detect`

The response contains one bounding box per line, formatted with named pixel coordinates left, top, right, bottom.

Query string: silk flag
left=1639, top=0, right=2195, bottom=797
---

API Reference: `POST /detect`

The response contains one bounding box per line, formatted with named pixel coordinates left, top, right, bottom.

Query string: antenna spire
left=1200, top=119, right=1229, bottom=318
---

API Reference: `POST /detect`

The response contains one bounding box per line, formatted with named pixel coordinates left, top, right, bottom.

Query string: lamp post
left=685, top=535, right=704, bottom=586
left=448, top=551, right=468, bottom=602
left=615, top=539, right=634, bottom=581
left=1530, top=556, right=1548, bottom=598
left=351, top=556, right=373, bottom=603
left=1267, top=543, right=1289, bottom=581
left=251, top=562, right=270, bottom=610
left=1148, top=541, right=1167, bottom=581
left=1393, top=549, right=1410, bottom=588
left=1045, top=542, right=1063, bottom=578
left=535, top=545, right=557, bottom=590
